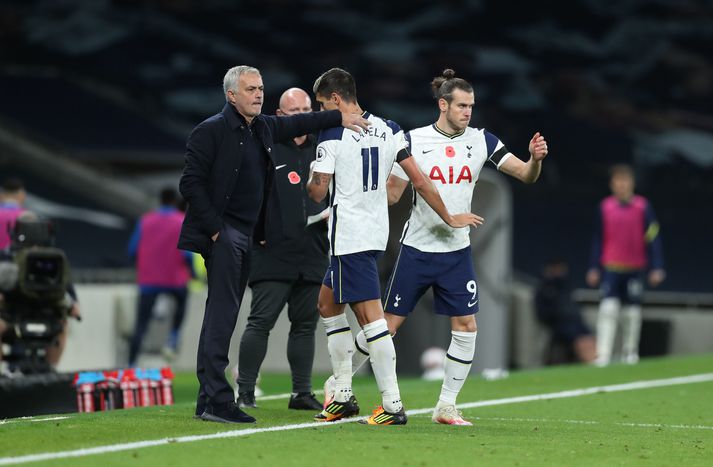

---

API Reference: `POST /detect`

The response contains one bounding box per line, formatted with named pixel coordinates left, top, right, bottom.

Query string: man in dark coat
left=178, top=65, right=368, bottom=424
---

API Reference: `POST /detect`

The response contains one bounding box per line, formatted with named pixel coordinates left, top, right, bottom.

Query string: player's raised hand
left=341, top=112, right=370, bottom=133
left=529, top=132, right=548, bottom=161
left=448, top=212, right=484, bottom=229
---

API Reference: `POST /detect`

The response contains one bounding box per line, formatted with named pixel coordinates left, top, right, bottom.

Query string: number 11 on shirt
left=361, top=147, right=379, bottom=192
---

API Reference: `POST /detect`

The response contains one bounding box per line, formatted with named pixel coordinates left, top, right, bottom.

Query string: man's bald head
left=277, top=88, right=312, bottom=116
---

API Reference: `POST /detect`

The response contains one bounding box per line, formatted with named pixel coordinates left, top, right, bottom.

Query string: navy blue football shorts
left=382, top=244, right=479, bottom=317
left=601, top=269, right=644, bottom=305
left=322, top=250, right=383, bottom=304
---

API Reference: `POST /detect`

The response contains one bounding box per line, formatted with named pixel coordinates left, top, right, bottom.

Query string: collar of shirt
left=223, top=103, right=262, bottom=131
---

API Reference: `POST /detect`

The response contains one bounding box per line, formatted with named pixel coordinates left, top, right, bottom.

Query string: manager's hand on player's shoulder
left=341, top=112, right=370, bottom=133
left=448, top=212, right=484, bottom=229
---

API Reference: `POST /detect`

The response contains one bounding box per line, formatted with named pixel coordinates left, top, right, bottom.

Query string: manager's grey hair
left=223, top=65, right=261, bottom=101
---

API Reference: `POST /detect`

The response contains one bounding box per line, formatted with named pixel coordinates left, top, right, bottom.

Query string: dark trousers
left=197, top=224, right=251, bottom=406
left=237, top=279, right=320, bottom=394
left=128, top=287, right=188, bottom=366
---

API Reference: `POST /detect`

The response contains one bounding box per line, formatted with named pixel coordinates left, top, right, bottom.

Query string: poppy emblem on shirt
left=288, top=171, right=301, bottom=184
left=445, top=146, right=456, bottom=158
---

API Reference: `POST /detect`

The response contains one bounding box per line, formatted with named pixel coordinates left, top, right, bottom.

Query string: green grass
left=1, top=353, right=712, bottom=466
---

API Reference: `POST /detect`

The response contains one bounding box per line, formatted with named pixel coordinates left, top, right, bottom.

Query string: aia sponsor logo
left=429, top=166, right=472, bottom=184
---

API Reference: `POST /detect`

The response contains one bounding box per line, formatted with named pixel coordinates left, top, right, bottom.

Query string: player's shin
left=438, top=330, right=476, bottom=406
left=352, top=330, right=370, bottom=375
left=620, top=304, right=642, bottom=364
left=596, top=298, right=620, bottom=366
left=322, top=314, right=355, bottom=402
left=363, top=319, right=402, bottom=413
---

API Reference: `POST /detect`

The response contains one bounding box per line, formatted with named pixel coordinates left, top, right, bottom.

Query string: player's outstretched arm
left=386, top=175, right=409, bottom=205
left=307, top=168, right=332, bottom=202
left=499, top=132, right=548, bottom=184
left=398, top=157, right=484, bottom=229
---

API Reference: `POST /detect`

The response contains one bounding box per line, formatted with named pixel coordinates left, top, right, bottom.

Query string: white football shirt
left=391, top=124, right=512, bottom=252
left=313, top=112, right=409, bottom=256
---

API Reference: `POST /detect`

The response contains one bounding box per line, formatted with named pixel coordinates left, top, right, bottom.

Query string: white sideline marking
left=1, top=372, right=712, bottom=465
left=0, top=416, right=71, bottom=426
left=407, top=372, right=713, bottom=416
left=412, top=415, right=713, bottom=431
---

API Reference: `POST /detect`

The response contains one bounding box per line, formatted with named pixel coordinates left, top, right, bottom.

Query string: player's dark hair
left=160, top=187, right=178, bottom=206
left=313, top=68, right=357, bottom=103
left=2, top=177, right=24, bottom=193
left=431, top=69, right=474, bottom=103
left=609, top=164, right=634, bottom=180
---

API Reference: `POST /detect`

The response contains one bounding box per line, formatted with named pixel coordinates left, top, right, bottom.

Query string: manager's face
left=228, top=72, right=264, bottom=119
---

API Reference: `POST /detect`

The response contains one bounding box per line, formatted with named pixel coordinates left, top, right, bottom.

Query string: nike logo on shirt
left=275, top=164, right=287, bottom=170
left=422, top=149, right=434, bottom=154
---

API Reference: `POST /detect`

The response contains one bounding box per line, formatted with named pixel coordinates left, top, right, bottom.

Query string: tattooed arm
left=307, top=169, right=332, bottom=202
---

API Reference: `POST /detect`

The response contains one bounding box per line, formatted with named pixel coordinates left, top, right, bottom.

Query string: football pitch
left=1, top=353, right=712, bottom=466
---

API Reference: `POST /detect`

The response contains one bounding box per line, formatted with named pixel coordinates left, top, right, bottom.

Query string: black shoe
left=288, top=392, right=323, bottom=411
left=237, top=391, right=258, bottom=409
left=194, top=396, right=207, bottom=419
left=200, top=401, right=256, bottom=424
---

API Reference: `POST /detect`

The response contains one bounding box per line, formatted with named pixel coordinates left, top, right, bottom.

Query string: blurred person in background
left=0, top=178, right=27, bottom=251
left=535, top=258, right=596, bottom=364
left=235, top=88, right=327, bottom=412
left=586, top=164, right=665, bottom=366
left=178, top=65, right=369, bottom=424
left=127, top=187, right=193, bottom=367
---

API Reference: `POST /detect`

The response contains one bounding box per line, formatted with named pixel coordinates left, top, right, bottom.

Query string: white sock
left=363, top=319, right=402, bottom=413
left=438, top=331, right=477, bottom=406
left=621, top=304, right=642, bottom=361
left=596, top=298, right=620, bottom=365
left=322, top=314, right=354, bottom=403
left=353, top=330, right=370, bottom=375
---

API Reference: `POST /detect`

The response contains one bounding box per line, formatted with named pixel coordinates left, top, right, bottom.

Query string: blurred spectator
left=535, top=258, right=596, bottom=364
left=127, top=187, right=193, bottom=367
left=586, top=164, right=665, bottom=366
left=0, top=178, right=26, bottom=251
left=235, top=88, right=327, bottom=411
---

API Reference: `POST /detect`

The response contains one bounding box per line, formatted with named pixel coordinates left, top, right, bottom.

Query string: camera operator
left=0, top=211, right=81, bottom=374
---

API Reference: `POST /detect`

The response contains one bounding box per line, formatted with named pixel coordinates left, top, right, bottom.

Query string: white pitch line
left=1, top=372, right=712, bottom=466
left=407, top=372, right=713, bottom=416
left=411, top=415, right=713, bottom=431
left=0, top=416, right=71, bottom=426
